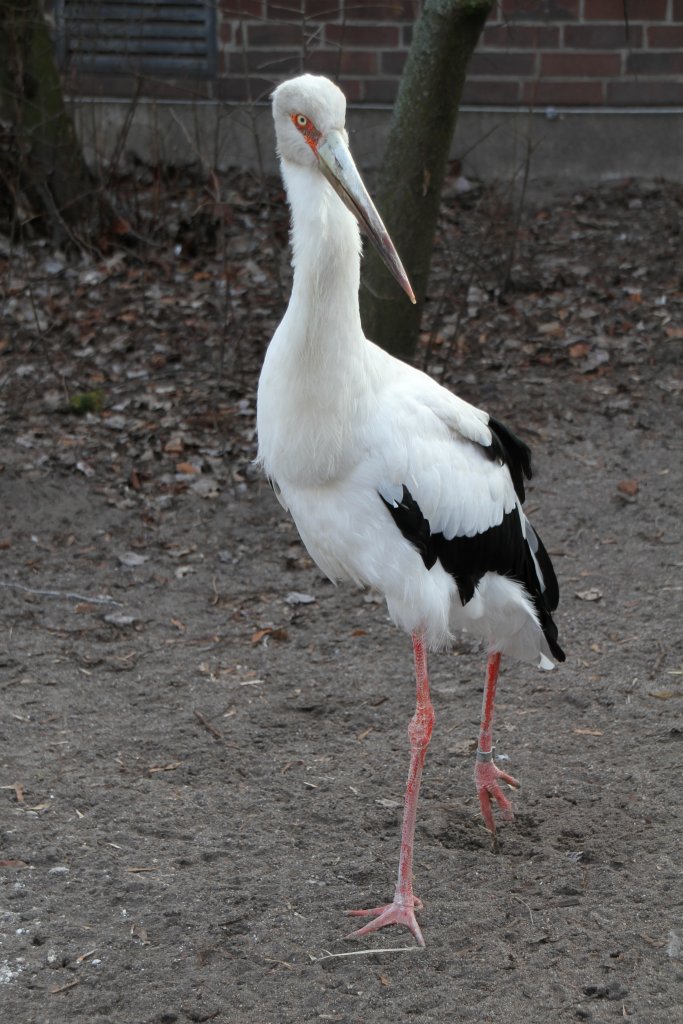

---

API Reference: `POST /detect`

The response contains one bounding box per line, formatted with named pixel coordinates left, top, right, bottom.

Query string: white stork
left=257, top=74, right=564, bottom=947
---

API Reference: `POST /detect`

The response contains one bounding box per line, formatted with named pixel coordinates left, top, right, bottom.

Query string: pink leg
left=474, top=652, right=519, bottom=844
left=346, top=631, right=435, bottom=946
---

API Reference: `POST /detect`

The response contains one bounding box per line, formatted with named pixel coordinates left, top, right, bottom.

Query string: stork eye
left=290, top=113, right=321, bottom=152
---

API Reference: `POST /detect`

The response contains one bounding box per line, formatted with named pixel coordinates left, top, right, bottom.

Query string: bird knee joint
left=408, top=705, right=435, bottom=751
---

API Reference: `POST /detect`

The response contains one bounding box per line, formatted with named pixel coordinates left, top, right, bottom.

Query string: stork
left=257, top=74, right=565, bottom=947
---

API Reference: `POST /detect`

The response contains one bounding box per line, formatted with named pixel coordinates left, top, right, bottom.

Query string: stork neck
left=283, top=160, right=364, bottom=357
left=258, top=161, right=374, bottom=485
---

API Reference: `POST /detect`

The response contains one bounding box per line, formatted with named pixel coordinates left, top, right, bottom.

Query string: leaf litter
left=0, top=170, right=681, bottom=1023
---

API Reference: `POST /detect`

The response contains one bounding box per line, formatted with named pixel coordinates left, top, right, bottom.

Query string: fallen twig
left=0, top=581, right=122, bottom=605
left=50, top=978, right=80, bottom=994
left=193, top=709, right=223, bottom=741
left=310, top=946, right=423, bottom=961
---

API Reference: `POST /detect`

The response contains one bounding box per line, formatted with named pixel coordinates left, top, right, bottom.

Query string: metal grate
left=54, top=0, right=217, bottom=76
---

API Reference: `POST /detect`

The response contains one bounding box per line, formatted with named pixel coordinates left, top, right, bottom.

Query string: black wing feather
left=379, top=417, right=565, bottom=663
left=486, top=416, right=532, bottom=503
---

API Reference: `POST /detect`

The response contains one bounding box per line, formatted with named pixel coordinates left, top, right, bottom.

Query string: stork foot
left=475, top=757, right=519, bottom=843
left=345, top=896, right=425, bottom=947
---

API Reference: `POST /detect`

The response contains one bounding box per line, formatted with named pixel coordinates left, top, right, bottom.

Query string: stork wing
left=362, top=353, right=518, bottom=541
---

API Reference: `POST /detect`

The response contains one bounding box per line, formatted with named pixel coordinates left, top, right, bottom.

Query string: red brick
left=583, top=0, right=667, bottom=20
left=308, top=49, right=378, bottom=75
left=674, top=0, right=683, bottom=20
left=231, top=49, right=302, bottom=74
left=349, top=2, right=415, bottom=20
left=470, top=52, right=537, bottom=76
left=362, top=77, right=401, bottom=103
left=461, top=78, right=522, bottom=104
left=247, top=23, right=304, bottom=47
left=540, top=53, right=622, bottom=77
left=342, top=50, right=379, bottom=75
left=337, top=77, right=362, bottom=102
left=304, top=0, right=341, bottom=16
left=381, top=50, right=408, bottom=75
left=563, top=24, right=642, bottom=49
left=265, top=1, right=296, bottom=18
left=482, top=24, right=560, bottom=49
left=266, top=1, right=337, bottom=18
left=628, top=52, right=683, bottom=76
left=306, top=50, right=341, bottom=74
left=325, top=24, right=400, bottom=48
left=521, top=80, right=604, bottom=104
left=648, top=26, right=683, bottom=49
left=221, top=1, right=265, bottom=17
left=606, top=80, right=683, bottom=105
left=500, top=0, right=579, bottom=21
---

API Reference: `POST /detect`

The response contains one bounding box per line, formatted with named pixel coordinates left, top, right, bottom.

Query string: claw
left=475, top=760, right=520, bottom=839
left=345, top=897, right=425, bottom=946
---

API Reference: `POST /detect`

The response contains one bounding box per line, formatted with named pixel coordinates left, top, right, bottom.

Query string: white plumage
left=257, top=74, right=564, bottom=946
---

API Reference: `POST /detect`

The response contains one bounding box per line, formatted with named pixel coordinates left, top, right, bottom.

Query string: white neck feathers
left=256, top=160, right=375, bottom=485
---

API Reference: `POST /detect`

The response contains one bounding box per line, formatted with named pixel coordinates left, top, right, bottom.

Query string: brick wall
left=218, top=0, right=683, bottom=107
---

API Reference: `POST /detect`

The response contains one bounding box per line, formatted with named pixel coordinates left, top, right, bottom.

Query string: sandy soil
left=1, top=179, right=682, bottom=1023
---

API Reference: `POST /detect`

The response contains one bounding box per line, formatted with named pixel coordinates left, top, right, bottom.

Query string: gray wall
left=70, top=98, right=682, bottom=195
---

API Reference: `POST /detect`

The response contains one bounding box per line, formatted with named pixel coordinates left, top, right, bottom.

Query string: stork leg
left=474, top=652, right=519, bottom=847
left=345, top=631, right=434, bottom=947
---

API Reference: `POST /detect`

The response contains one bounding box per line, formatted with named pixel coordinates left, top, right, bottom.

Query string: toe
left=345, top=903, right=425, bottom=946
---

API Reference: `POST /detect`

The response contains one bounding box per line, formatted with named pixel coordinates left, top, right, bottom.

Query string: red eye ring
left=291, top=113, right=321, bottom=152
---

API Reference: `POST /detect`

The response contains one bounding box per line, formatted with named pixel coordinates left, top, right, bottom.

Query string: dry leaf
left=539, top=322, right=564, bottom=337
left=250, top=627, right=272, bottom=645
left=617, top=479, right=639, bottom=496
left=117, top=551, right=148, bottom=567
left=164, top=436, right=184, bottom=455
left=50, top=979, right=80, bottom=995
left=575, top=588, right=603, bottom=602
left=250, top=627, right=288, bottom=644
left=573, top=728, right=604, bottom=736
left=104, top=611, right=138, bottom=627
left=75, top=948, right=98, bottom=964
left=285, top=591, right=315, bottom=605
left=130, top=922, right=150, bottom=944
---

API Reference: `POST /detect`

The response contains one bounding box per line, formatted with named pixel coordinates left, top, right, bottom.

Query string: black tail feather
left=487, top=416, right=532, bottom=503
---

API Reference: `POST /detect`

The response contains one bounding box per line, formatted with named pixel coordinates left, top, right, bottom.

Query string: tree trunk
left=0, top=0, right=108, bottom=243
left=360, top=0, right=493, bottom=361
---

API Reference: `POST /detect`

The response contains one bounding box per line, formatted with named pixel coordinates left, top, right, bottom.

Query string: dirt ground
left=1, top=177, right=682, bottom=1024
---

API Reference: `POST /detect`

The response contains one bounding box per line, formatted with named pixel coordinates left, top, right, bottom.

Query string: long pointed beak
left=316, top=129, right=416, bottom=305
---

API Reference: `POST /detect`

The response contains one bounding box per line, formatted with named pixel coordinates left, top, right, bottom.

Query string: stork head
left=272, top=74, right=416, bottom=305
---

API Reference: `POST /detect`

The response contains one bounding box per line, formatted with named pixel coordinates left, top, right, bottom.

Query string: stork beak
left=316, top=129, right=416, bottom=305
